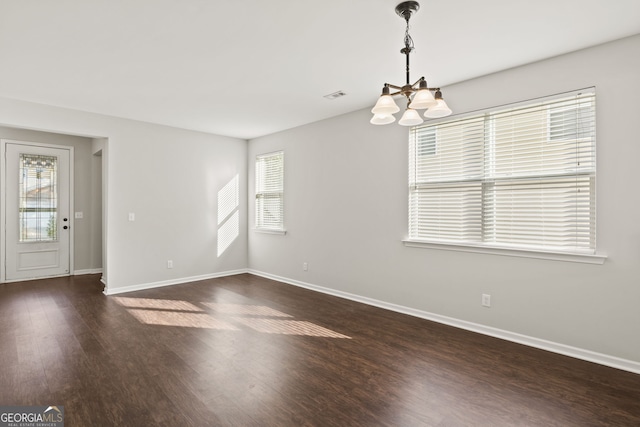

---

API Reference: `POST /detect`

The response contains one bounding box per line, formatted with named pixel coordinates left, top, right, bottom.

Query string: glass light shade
left=409, top=89, right=437, bottom=109
left=371, top=95, right=400, bottom=114
left=424, top=99, right=452, bottom=118
left=398, top=108, right=424, bottom=126
left=370, top=113, right=396, bottom=125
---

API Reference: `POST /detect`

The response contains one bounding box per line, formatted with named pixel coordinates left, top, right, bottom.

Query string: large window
left=255, top=151, right=284, bottom=231
left=408, top=90, right=596, bottom=254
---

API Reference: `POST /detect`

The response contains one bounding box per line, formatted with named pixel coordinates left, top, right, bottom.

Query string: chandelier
left=371, top=1, right=452, bottom=126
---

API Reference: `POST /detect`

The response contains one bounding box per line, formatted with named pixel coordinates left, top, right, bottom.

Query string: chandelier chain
left=404, top=17, right=414, bottom=52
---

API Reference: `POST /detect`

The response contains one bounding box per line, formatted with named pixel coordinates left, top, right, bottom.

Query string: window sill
left=402, top=239, right=607, bottom=265
left=254, top=228, right=287, bottom=236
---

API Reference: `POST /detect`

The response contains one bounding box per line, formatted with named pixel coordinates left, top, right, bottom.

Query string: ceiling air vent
left=323, top=90, right=347, bottom=100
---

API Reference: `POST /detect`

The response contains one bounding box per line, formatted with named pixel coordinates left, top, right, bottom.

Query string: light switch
left=75, top=212, right=84, bottom=219
left=128, top=212, right=135, bottom=221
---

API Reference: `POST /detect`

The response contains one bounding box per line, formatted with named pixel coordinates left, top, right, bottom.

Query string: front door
left=4, top=142, right=71, bottom=281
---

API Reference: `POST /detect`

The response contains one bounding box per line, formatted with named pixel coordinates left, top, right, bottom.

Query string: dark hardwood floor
left=1, top=273, right=639, bottom=426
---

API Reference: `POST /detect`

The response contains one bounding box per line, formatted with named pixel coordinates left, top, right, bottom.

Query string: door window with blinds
left=408, top=90, right=596, bottom=254
left=255, top=151, right=284, bottom=231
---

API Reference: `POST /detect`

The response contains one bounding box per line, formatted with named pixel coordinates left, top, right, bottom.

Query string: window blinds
left=255, top=151, right=284, bottom=230
left=409, top=90, right=596, bottom=253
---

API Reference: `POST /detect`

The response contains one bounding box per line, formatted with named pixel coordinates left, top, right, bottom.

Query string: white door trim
left=1, top=139, right=75, bottom=283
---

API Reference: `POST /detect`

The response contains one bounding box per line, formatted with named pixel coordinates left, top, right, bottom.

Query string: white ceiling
left=1, top=0, right=639, bottom=140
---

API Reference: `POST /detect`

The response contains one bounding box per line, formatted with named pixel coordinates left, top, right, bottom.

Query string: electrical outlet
left=482, top=294, right=491, bottom=307
left=167, top=260, right=173, bottom=269
left=303, top=262, right=308, bottom=271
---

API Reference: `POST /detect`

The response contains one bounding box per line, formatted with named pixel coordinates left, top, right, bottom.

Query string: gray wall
left=0, top=126, right=101, bottom=272
left=248, top=35, right=640, bottom=364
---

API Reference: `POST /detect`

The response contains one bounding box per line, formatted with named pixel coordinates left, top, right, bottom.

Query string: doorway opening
left=1, top=129, right=105, bottom=283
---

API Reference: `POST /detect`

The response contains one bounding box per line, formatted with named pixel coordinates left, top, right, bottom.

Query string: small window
left=255, top=151, right=284, bottom=230
left=549, top=104, right=593, bottom=142
left=417, top=127, right=436, bottom=156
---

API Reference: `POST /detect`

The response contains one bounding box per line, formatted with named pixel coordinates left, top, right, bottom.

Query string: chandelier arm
left=386, top=83, right=404, bottom=91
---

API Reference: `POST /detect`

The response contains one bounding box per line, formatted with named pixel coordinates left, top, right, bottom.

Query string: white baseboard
left=249, top=269, right=640, bottom=375
left=74, top=268, right=103, bottom=275
left=102, top=269, right=249, bottom=296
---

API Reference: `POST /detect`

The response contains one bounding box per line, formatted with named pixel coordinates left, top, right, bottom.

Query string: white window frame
left=255, top=150, right=285, bottom=234
left=404, top=89, right=606, bottom=264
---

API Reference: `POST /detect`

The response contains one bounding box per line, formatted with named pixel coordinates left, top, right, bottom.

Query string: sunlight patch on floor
left=127, top=309, right=239, bottom=330
left=202, top=302, right=292, bottom=317
left=233, top=318, right=351, bottom=339
left=115, top=296, right=350, bottom=338
left=113, top=297, right=202, bottom=312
